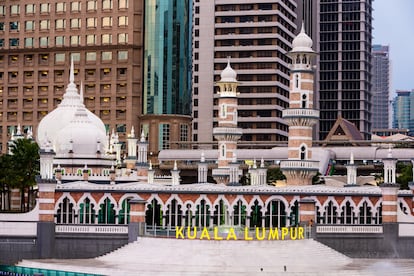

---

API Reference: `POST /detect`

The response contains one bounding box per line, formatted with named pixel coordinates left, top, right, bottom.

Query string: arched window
left=358, top=201, right=372, bottom=225
left=250, top=200, right=263, bottom=227
left=118, top=198, right=131, bottom=224
left=56, top=197, right=75, bottom=224
left=233, top=200, right=247, bottom=226
left=79, top=197, right=95, bottom=224
left=295, top=74, right=299, bottom=88
left=295, top=55, right=300, bottom=63
left=301, top=94, right=307, bottom=108
left=265, top=200, right=286, bottom=228
left=145, top=198, right=162, bottom=227
left=341, top=201, right=354, bottom=224
left=220, top=104, right=226, bottom=118
left=302, top=55, right=307, bottom=64
left=98, top=197, right=116, bottom=224
left=165, top=199, right=183, bottom=229
left=213, top=199, right=228, bottom=226
left=195, top=199, right=210, bottom=227
left=221, top=144, right=226, bottom=158
left=300, top=145, right=306, bottom=160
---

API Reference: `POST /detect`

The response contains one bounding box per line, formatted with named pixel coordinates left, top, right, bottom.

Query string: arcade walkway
left=18, top=237, right=414, bottom=275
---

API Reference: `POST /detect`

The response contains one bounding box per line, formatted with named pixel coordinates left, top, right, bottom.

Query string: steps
left=17, top=238, right=414, bottom=275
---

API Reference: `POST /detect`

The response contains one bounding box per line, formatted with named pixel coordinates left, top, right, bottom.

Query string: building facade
left=298, top=0, right=373, bottom=140
left=192, top=1, right=297, bottom=147
left=0, top=0, right=144, bottom=153
left=372, top=44, right=390, bottom=129
left=142, top=0, right=192, bottom=154
left=392, top=90, right=414, bottom=135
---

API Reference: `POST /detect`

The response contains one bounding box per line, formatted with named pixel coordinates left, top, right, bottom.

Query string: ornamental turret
left=280, top=24, right=320, bottom=185
left=212, top=60, right=243, bottom=185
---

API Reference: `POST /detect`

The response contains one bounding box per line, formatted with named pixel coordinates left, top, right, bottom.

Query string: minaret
left=125, top=126, right=138, bottom=169
left=212, top=60, right=243, bottom=185
left=346, top=152, right=358, bottom=186
left=280, top=24, right=319, bottom=185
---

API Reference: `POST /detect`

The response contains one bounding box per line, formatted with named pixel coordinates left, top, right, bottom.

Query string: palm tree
left=8, top=138, right=40, bottom=211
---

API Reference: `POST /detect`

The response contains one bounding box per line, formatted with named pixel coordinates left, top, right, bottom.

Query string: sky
left=372, top=0, right=414, bottom=93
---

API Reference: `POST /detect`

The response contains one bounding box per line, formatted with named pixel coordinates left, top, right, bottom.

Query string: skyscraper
left=141, top=0, right=192, bottom=154
left=298, top=0, right=374, bottom=140
left=372, top=44, right=390, bottom=129
left=192, top=1, right=297, bottom=147
left=392, top=90, right=414, bottom=135
left=0, top=0, right=143, bottom=152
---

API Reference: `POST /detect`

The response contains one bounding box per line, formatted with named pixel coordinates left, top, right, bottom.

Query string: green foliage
left=396, top=162, right=412, bottom=190
left=267, top=167, right=286, bottom=185
left=1, top=138, right=40, bottom=211
left=312, top=172, right=325, bottom=185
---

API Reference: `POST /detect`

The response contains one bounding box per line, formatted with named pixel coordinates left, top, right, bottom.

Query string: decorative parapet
left=56, top=224, right=128, bottom=234
left=316, top=225, right=383, bottom=234
left=282, top=109, right=319, bottom=118
left=280, top=160, right=319, bottom=171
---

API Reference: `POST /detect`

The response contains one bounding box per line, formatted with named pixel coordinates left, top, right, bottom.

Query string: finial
left=388, top=145, right=392, bottom=158
left=70, top=57, right=75, bottom=84
left=149, top=160, right=153, bottom=170
left=253, top=158, right=257, bottom=169
left=260, top=158, right=265, bottom=168
left=173, top=160, right=178, bottom=170
left=350, top=152, right=354, bottom=165
left=140, top=129, right=146, bottom=142
left=300, top=21, right=305, bottom=34
left=130, top=126, right=135, bottom=138
left=201, top=151, right=205, bottom=163
left=80, top=81, right=84, bottom=103
left=232, top=152, right=237, bottom=163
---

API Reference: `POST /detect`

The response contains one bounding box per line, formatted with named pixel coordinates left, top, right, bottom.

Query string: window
left=25, top=4, right=35, bottom=14
left=86, top=35, right=96, bottom=45
left=0, top=6, right=5, bottom=16
left=10, top=5, right=20, bottom=15
left=118, top=0, right=128, bottom=9
left=71, top=2, right=81, bottom=12
left=102, top=0, right=113, bottom=10
left=70, top=35, right=80, bottom=46
left=102, top=51, right=112, bottom=61
left=39, top=37, right=49, bottom=47
left=118, top=33, right=128, bottom=44
left=0, top=23, right=4, bottom=31
left=87, top=18, right=97, bottom=28
left=118, top=50, right=128, bottom=60
left=25, top=21, right=35, bottom=31
left=40, top=20, right=50, bottom=30
left=10, top=22, right=19, bottom=31
left=55, top=36, right=65, bottom=46
left=9, top=38, right=19, bottom=47
left=86, top=52, right=97, bottom=61
left=40, top=3, right=50, bottom=13
left=70, top=19, right=81, bottom=29
left=55, top=53, right=65, bottom=63
left=102, top=17, right=112, bottom=27
left=71, top=53, right=80, bottom=62
left=87, top=1, right=97, bottom=11
left=102, top=34, right=112, bottom=44
left=55, top=19, right=66, bottom=29
left=159, top=124, right=170, bottom=150
left=56, top=3, right=66, bottom=12
left=0, top=39, right=4, bottom=47
left=118, top=16, right=128, bottom=26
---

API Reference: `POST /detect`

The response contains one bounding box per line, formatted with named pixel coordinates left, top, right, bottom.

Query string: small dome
left=220, top=60, right=237, bottom=82
left=291, top=23, right=314, bottom=53
left=55, top=108, right=107, bottom=157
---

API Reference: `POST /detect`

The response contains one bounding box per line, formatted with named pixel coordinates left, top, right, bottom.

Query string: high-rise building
left=372, top=44, right=390, bottom=129
left=0, top=0, right=143, bottom=152
left=298, top=0, right=374, bottom=140
left=141, top=0, right=192, bottom=154
left=392, top=90, right=414, bottom=135
left=192, top=1, right=297, bottom=147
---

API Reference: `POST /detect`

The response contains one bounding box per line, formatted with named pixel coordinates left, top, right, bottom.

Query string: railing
left=56, top=224, right=128, bottom=234
left=316, top=225, right=383, bottom=234
left=282, top=109, right=320, bottom=118
left=280, top=160, right=319, bottom=170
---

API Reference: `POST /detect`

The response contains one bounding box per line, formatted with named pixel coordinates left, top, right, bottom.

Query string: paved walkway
left=18, top=237, right=414, bottom=275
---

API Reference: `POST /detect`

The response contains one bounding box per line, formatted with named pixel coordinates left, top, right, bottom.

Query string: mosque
left=2, top=26, right=414, bottom=268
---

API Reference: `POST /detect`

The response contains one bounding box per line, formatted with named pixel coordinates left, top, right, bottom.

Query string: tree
left=0, top=154, right=14, bottom=210
left=396, top=162, right=412, bottom=190
left=8, top=138, right=40, bottom=211
left=267, top=167, right=286, bottom=185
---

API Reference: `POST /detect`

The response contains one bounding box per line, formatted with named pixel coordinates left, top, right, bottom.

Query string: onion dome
left=36, top=58, right=106, bottom=150
left=55, top=107, right=107, bottom=157
left=291, top=23, right=314, bottom=53
left=220, top=59, right=237, bottom=82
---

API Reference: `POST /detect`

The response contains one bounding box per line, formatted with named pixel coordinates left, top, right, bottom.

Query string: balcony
left=280, top=160, right=319, bottom=171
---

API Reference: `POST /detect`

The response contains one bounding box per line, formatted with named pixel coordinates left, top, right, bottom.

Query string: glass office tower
left=142, top=0, right=192, bottom=153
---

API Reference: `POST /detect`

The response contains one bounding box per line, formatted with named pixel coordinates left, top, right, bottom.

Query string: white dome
left=55, top=108, right=107, bottom=157
left=220, top=60, right=237, bottom=82
left=36, top=60, right=106, bottom=150
left=291, top=24, right=314, bottom=53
